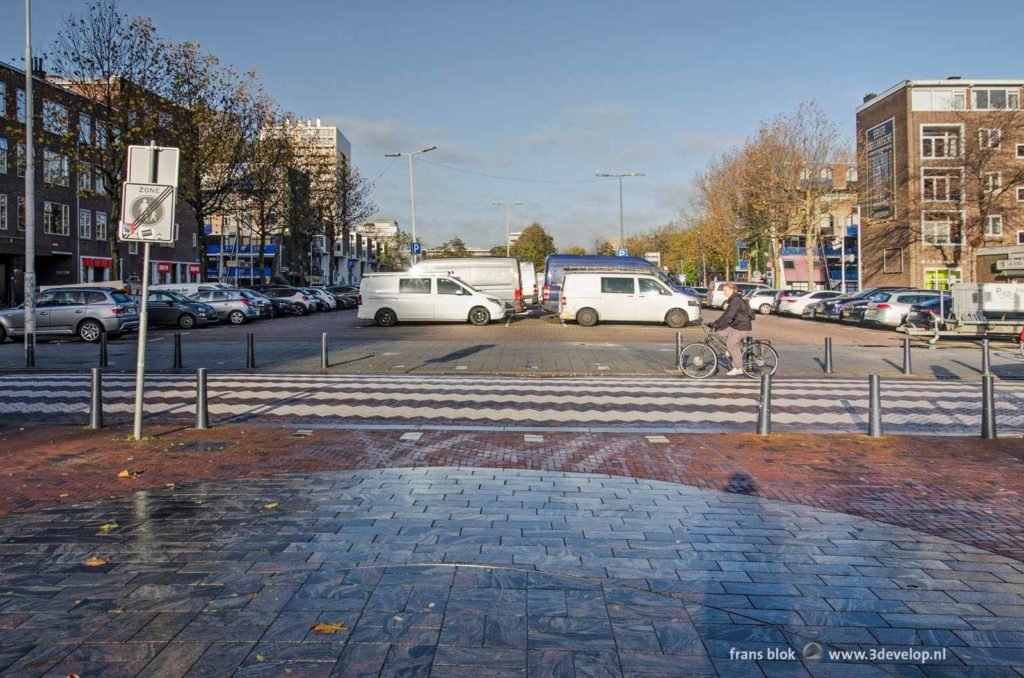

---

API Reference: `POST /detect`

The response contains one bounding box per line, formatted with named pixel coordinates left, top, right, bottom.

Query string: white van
left=358, top=273, right=507, bottom=327
left=560, top=272, right=701, bottom=328
left=411, top=257, right=525, bottom=312
left=149, top=282, right=233, bottom=297
left=519, top=260, right=538, bottom=305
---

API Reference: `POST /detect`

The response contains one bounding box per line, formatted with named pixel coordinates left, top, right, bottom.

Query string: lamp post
left=385, top=146, right=436, bottom=263
left=23, top=0, right=36, bottom=367
left=492, top=201, right=525, bottom=256
left=595, top=171, right=645, bottom=247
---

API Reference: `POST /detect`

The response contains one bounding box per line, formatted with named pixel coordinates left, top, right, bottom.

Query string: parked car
left=747, top=289, right=782, bottom=314
left=149, top=282, right=234, bottom=297
left=904, top=296, right=956, bottom=331
left=189, top=289, right=262, bottom=325
left=778, top=290, right=842, bottom=317
left=412, top=257, right=526, bottom=313
left=559, top=272, right=701, bottom=328
left=267, top=298, right=303, bottom=317
left=863, top=290, right=946, bottom=328
left=816, top=287, right=913, bottom=321
left=542, top=255, right=658, bottom=313
left=305, top=287, right=338, bottom=311
left=682, top=287, right=708, bottom=303
left=358, top=273, right=507, bottom=326
left=707, top=281, right=772, bottom=309
left=839, top=299, right=871, bottom=324
left=0, top=288, right=139, bottom=343
left=259, top=286, right=318, bottom=315
left=146, top=291, right=218, bottom=329
left=519, top=260, right=538, bottom=306
left=238, top=289, right=274, bottom=318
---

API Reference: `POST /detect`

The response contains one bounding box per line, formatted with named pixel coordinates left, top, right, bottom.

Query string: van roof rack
left=560, top=265, right=657, bottom=274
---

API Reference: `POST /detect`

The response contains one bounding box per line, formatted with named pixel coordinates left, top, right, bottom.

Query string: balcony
left=206, top=244, right=277, bottom=256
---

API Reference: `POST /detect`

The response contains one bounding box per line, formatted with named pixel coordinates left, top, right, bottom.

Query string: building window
left=1019, top=231, right=1024, bottom=245
left=158, top=111, right=173, bottom=128
left=78, top=163, right=92, bottom=193
left=17, top=197, right=25, bottom=231
left=986, top=215, right=1003, bottom=236
left=921, top=168, right=962, bottom=202
left=43, top=202, right=70, bottom=236
left=846, top=166, right=858, bottom=183
left=882, top=248, right=904, bottom=273
left=43, top=150, right=70, bottom=186
left=921, top=211, right=964, bottom=246
left=95, top=124, right=107, bottom=149
left=921, top=125, right=961, bottom=158
left=79, top=112, right=92, bottom=145
left=819, top=167, right=833, bottom=181
left=0, top=195, right=6, bottom=230
left=42, top=100, right=68, bottom=136
left=96, top=212, right=107, bottom=240
left=0, top=82, right=5, bottom=117
left=192, top=232, right=197, bottom=248
left=0, top=138, right=6, bottom=174
left=983, top=172, right=1001, bottom=193
left=16, top=89, right=26, bottom=123
left=1018, top=143, right=1024, bottom=159
left=79, top=209, right=92, bottom=240
left=16, top=143, right=25, bottom=177
left=973, top=88, right=1019, bottom=110
left=94, top=169, right=106, bottom=194
left=979, top=129, right=1001, bottom=150
left=128, top=241, right=138, bottom=255
left=1017, top=187, right=1024, bottom=202
left=924, top=269, right=962, bottom=291
left=911, top=89, right=966, bottom=111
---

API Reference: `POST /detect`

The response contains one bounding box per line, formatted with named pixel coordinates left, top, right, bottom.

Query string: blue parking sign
left=616, top=249, right=628, bottom=257
left=411, top=242, right=422, bottom=255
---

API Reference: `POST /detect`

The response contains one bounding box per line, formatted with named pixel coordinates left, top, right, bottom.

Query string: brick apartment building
left=856, top=78, right=1024, bottom=289
left=0, top=60, right=201, bottom=306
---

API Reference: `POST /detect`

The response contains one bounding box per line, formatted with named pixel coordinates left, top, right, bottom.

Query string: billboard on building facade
left=866, top=118, right=895, bottom=220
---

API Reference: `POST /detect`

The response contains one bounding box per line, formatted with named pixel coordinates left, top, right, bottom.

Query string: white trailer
left=904, top=282, right=1024, bottom=342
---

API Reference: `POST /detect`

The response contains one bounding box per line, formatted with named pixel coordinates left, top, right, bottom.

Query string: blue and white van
left=542, top=255, right=667, bottom=313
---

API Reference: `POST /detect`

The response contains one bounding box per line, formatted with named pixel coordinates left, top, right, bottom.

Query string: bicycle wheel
left=741, top=342, right=779, bottom=378
left=679, top=343, right=718, bottom=379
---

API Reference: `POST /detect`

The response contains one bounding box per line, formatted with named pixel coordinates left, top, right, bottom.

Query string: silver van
left=411, top=257, right=525, bottom=312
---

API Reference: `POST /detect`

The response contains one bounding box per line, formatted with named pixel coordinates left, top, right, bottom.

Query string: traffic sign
left=119, top=183, right=176, bottom=243
left=616, top=249, right=628, bottom=257
left=411, top=242, right=422, bottom=255
left=126, top=145, right=180, bottom=187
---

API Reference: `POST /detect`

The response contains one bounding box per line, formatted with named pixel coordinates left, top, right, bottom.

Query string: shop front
left=80, top=256, right=113, bottom=283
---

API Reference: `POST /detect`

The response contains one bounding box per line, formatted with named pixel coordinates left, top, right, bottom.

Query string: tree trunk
left=257, top=230, right=267, bottom=284
left=805, top=201, right=816, bottom=291
left=195, top=205, right=208, bottom=282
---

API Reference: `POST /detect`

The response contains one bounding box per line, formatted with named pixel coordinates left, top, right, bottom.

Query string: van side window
left=638, top=278, right=668, bottom=295
left=601, top=277, right=635, bottom=294
left=437, top=279, right=463, bottom=295
left=399, top=278, right=432, bottom=295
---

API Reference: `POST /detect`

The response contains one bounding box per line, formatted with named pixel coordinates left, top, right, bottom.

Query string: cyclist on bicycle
left=707, top=282, right=754, bottom=376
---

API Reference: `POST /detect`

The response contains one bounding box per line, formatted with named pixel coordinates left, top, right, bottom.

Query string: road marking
left=646, top=435, right=670, bottom=444
left=391, top=365, right=406, bottom=369
left=400, top=432, right=422, bottom=442
left=147, top=337, right=164, bottom=343
left=455, top=366, right=468, bottom=370
left=505, top=317, right=512, bottom=327
left=292, top=429, right=313, bottom=437
left=524, top=434, right=544, bottom=442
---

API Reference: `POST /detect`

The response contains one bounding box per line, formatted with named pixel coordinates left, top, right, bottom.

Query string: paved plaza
left=1, top=468, right=1023, bottom=676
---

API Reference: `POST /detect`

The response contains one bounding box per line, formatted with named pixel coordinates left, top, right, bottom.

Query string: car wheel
left=77, top=319, right=104, bottom=343
left=178, top=313, right=197, bottom=329
left=759, top=303, right=772, bottom=314
left=228, top=310, right=246, bottom=325
left=468, top=306, right=491, bottom=326
left=576, top=308, right=599, bottom=327
left=0, top=325, right=7, bottom=343
left=375, top=308, right=398, bottom=327
left=720, top=300, right=729, bottom=310
left=665, top=308, right=688, bottom=328
left=300, top=303, right=311, bottom=316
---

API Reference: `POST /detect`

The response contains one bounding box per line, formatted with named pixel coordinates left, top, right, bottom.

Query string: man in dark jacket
left=708, top=283, right=753, bottom=376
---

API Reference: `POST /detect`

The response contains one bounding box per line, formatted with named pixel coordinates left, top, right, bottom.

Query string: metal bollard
left=868, top=374, right=883, bottom=437
left=902, top=338, right=912, bottom=375
left=26, top=333, right=36, bottom=368
left=981, top=339, right=991, bottom=377
left=321, top=332, right=329, bottom=369
left=196, top=368, right=209, bottom=430
left=246, top=333, right=256, bottom=369
left=675, top=332, right=681, bottom=358
left=99, top=332, right=109, bottom=368
left=824, top=337, right=834, bottom=374
left=756, top=373, right=772, bottom=436
left=173, top=333, right=183, bottom=369
left=89, top=367, right=103, bottom=429
left=981, top=375, right=997, bottom=439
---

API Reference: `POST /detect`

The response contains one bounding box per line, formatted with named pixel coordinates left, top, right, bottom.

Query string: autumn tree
left=377, top=230, right=413, bottom=271
left=594, top=239, right=616, bottom=256
left=433, top=237, right=470, bottom=257
left=50, top=0, right=170, bottom=279
left=330, top=158, right=377, bottom=284
left=561, top=245, right=587, bottom=255
left=509, top=223, right=556, bottom=270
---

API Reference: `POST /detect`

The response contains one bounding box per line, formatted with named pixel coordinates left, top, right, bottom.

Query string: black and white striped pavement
left=0, top=372, right=1021, bottom=435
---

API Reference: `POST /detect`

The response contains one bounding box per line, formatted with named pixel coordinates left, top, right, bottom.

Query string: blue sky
left=4, top=0, right=1023, bottom=249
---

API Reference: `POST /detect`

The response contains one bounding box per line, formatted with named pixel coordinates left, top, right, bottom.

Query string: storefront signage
left=866, top=118, right=895, bottom=220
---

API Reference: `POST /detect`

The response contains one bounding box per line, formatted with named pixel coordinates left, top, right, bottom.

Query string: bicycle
left=678, top=326, right=779, bottom=379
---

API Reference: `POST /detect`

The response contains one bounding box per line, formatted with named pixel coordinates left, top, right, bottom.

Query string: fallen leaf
left=255, top=655, right=265, bottom=663
left=117, top=469, right=131, bottom=478
left=67, top=673, right=80, bottom=678
left=82, top=556, right=108, bottom=567
left=98, top=523, right=118, bottom=532
left=59, top=493, right=69, bottom=498
left=263, top=502, right=279, bottom=510
left=165, top=483, right=175, bottom=489
left=311, top=620, right=348, bottom=634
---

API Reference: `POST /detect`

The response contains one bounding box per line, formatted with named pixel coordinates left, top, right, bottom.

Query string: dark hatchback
left=146, top=291, right=218, bottom=329
left=905, top=297, right=955, bottom=330
left=819, top=287, right=912, bottom=321
left=838, top=299, right=871, bottom=324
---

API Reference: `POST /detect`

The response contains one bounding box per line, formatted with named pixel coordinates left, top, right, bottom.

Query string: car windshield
left=111, top=292, right=132, bottom=303
left=166, top=292, right=192, bottom=303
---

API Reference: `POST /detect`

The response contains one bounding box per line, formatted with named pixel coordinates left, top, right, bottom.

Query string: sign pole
left=131, top=141, right=158, bottom=441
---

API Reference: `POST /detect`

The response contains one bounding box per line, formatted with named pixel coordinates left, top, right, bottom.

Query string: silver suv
left=0, top=288, right=139, bottom=343
left=190, top=289, right=262, bottom=325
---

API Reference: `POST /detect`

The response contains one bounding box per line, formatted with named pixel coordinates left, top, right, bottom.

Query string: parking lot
left=1, top=304, right=1021, bottom=380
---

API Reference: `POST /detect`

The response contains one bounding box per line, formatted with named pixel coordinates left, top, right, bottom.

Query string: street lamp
left=492, top=201, right=525, bottom=256
left=595, top=171, right=645, bottom=246
left=23, top=0, right=36, bottom=367
left=385, top=146, right=436, bottom=263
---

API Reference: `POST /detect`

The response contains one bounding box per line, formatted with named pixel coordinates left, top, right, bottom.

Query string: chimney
left=31, top=56, right=44, bottom=77
left=862, top=93, right=877, bottom=103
